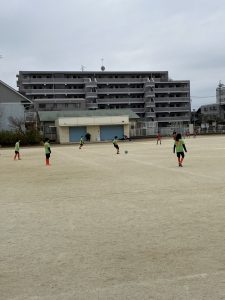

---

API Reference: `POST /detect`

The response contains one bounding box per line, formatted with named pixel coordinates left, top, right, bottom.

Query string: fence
left=130, top=122, right=189, bottom=137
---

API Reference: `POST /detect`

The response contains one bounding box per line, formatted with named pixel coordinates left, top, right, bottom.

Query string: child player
left=44, top=138, right=51, bottom=166
left=79, top=136, right=84, bottom=149
left=113, top=136, right=120, bottom=154
left=14, top=139, right=21, bottom=160
left=173, top=133, right=187, bottom=167
left=156, top=132, right=161, bottom=145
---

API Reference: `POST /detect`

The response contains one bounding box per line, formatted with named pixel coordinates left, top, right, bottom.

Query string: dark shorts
left=15, top=151, right=19, bottom=154
left=114, top=145, right=119, bottom=150
left=177, top=152, right=185, bottom=158
left=46, top=153, right=51, bottom=159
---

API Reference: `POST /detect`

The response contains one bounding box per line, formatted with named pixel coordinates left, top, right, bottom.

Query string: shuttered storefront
left=100, top=125, right=124, bottom=141
left=69, top=127, right=87, bottom=142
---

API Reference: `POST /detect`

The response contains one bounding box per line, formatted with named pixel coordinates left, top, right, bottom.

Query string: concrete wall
left=124, top=124, right=129, bottom=137
left=57, top=126, right=69, bottom=143
left=86, top=126, right=100, bottom=141
left=58, top=115, right=129, bottom=127
left=55, top=115, right=130, bottom=143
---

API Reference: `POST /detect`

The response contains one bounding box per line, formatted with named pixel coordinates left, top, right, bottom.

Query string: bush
left=0, top=130, right=43, bottom=147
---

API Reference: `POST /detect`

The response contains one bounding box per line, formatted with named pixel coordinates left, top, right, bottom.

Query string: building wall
left=17, top=71, right=191, bottom=127
left=56, top=125, right=128, bottom=144
left=124, top=124, right=129, bottom=137
left=57, top=126, right=69, bottom=143
left=0, top=82, right=27, bottom=103
left=86, top=126, right=100, bottom=141
left=55, top=115, right=130, bottom=143
left=216, top=83, right=225, bottom=105
left=0, top=103, right=25, bottom=131
left=0, top=80, right=32, bottom=131
left=57, top=115, right=129, bottom=126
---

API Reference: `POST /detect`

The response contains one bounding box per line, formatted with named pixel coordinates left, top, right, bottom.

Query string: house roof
left=0, top=80, right=32, bottom=104
left=38, top=109, right=139, bottom=122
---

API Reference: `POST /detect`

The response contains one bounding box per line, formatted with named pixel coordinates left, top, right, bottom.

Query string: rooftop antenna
left=101, top=58, right=105, bottom=71
left=81, top=65, right=86, bottom=72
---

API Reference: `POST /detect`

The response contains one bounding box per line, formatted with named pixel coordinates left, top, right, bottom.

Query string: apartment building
left=216, top=81, right=225, bottom=105
left=17, top=71, right=191, bottom=129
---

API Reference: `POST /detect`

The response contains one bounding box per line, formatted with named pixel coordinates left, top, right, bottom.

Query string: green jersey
left=44, top=142, right=51, bottom=154
left=15, top=142, right=20, bottom=152
left=113, top=139, right=118, bottom=145
left=174, top=139, right=185, bottom=152
left=80, top=138, right=84, bottom=145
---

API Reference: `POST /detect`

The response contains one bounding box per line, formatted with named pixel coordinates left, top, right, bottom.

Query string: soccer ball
left=124, top=150, right=128, bottom=154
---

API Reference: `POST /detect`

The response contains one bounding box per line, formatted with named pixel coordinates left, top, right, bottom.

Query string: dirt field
left=1, top=136, right=225, bottom=300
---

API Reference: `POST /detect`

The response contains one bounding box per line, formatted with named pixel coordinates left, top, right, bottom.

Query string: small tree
left=8, top=116, right=25, bottom=133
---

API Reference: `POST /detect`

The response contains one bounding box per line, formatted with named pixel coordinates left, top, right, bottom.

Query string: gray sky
left=1, top=0, right=225, bottom=109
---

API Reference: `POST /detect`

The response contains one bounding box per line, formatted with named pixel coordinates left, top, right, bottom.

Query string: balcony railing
left=145, top=102, right=155, bottom=107
left=157, top=116, right=190, bottom=122
left=97, top=88, right=144, bottom=94
left=97, top=97, right=144, bottom=104
left=86, top=103, right=98, bottom=109
left=86, top=92, right=97, bottom=98
left=155, top=107, right=190, bottom=113
left=155, top=87, right=189, bottom=93
left=85, top=82, right=98, bottom=88
left=155, top=97, right=190, bottom=103
left=24, top=88, right=85, bottom=95
left=145, top=112, right=156, bottom=118
left=21, top=78, right=85, bottom=84
left=145, top=91, right=155, bottom=97
left=144, top=82, right=155, bottom=88
left=96, top=78, right=149, bottom=84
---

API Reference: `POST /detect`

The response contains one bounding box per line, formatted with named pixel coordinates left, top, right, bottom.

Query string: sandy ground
left=1, top=136, right=225, bottom=300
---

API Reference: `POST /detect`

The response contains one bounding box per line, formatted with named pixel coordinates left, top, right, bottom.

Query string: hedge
left=0, top=130, right=43, bottom=146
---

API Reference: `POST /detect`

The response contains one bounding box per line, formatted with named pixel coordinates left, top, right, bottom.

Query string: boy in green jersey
left=79, top=136, right=84, bottom=149
left=173, top=133, right=187, bottom=167
left=14, top=140, right=21, bottom=160
left=44, top=138, right=51, bottom=166
left=113, top=136, right=120, bottom=154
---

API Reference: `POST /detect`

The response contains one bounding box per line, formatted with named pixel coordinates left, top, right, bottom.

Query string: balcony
left=155, top=107, right=190, bottom=113
left=24, top=88, right=85, bottom=95
left=25, top=112, right=37, bottom=122
left=144, top=81, right=155, bottom=88
left=21, top=78, right=85, bottom=84
left=155, top=97, right=190, bottom=103
left=145, top=102, right=156, bottom=108
left=157, top=116, right=190, bottom=122
left=97, top=88, right=144, bottom=94
left=97, top=97, right=144, bottom=104
left=145, top=112, right=156, bottom=118
left=86, top=103, right=98, bottom=109
left=86, top=92, right=97, bottom=98
left=85, top=82, right=98, bottom=88
left=155, top=87, right=189, bottom=93
left=96, top=78, right=148, bottom=84
left=144, top=90, right=155, bottom=97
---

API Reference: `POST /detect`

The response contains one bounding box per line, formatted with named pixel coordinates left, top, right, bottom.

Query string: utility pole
left=193, top=109, right=196, bottom=130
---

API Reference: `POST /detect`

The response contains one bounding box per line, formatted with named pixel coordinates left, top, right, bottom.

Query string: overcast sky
left=1, top=0, right=225, bottom=109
